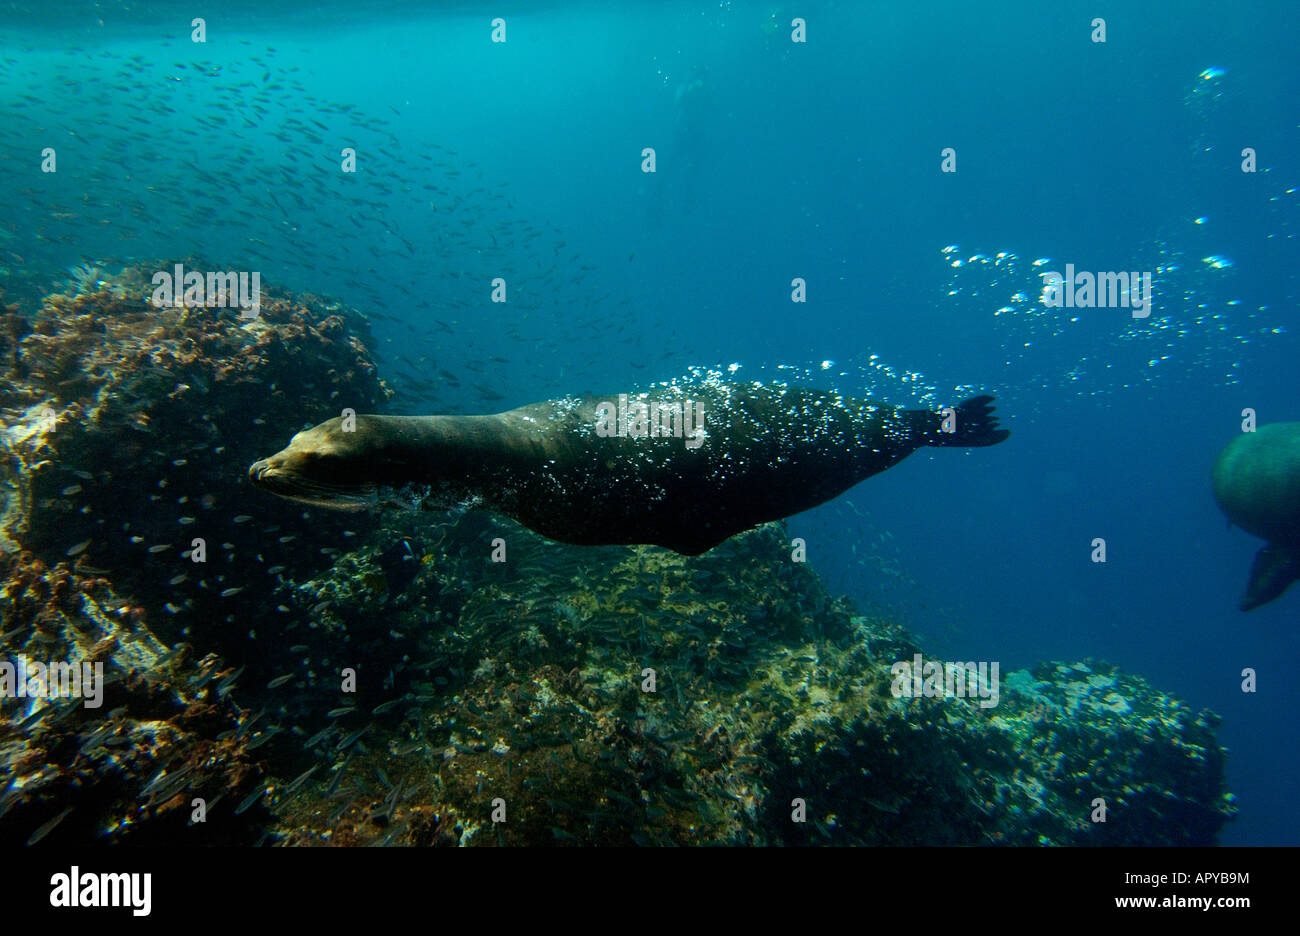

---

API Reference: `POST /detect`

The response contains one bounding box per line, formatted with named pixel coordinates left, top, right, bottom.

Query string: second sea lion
left=1212, top=421, right=1300, bottom=610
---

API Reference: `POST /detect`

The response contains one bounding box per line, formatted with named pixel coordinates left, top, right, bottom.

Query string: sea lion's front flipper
left=1240, top=543, right=1300, bottom=611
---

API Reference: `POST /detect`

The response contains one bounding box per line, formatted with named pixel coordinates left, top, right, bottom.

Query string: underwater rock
left=0, top=263, right=394, bottom=845
left=760, top=655, right=1234, bottom=845
left=0, top=261, right=391, bottom=652
left=267, top=520, right=1234, bottom=846
left=0, top=549, right=268, bottom=846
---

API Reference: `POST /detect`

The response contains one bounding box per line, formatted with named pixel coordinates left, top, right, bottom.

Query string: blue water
left=3, top=0, right=1297, bottom=844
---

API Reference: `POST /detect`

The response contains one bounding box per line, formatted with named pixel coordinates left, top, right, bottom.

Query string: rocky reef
left=265, top=517, right=1235, bottom=846
left=0, top=262, right=390, bottom=658
left=0, top=265, right=1236, bottom=846
left=0, top=548, right=268, bottom=845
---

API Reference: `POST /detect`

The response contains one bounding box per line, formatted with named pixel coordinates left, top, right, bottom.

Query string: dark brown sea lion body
left=249, top=381, right=1009, bottom=554
left=1212, top=421, right=1300, bottom=610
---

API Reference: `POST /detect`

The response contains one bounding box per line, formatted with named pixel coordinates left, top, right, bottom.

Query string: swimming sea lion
left=1212, top=421, right=1300, bottom=610
left=248, top=381, right=1009, bottom=555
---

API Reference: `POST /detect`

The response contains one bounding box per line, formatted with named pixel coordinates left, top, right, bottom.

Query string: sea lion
left=249, top=381, right=1009, bottom=555
left=1212, top=421, right=1300, bottom=610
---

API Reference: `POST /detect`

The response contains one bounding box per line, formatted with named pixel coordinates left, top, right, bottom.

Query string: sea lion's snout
left=248, top=418, right=390, bottom=510
left=246, top=449, right=303, bottom=497
left=248, top=446, right=299, bottom=489
left=248, top=458, right=273, bottom=484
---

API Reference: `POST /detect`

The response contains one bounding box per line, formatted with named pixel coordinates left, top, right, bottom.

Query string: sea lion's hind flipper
left=927, top=394, right=1010, bottom=447
left=1240, top=543, right=1300, bottom=611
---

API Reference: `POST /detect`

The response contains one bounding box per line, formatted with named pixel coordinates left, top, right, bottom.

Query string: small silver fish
left=304, top=727, right=334, bottom=748
left=246, top=728, right=281, bottom=751
left=281, top=765, right=319, bottom=797
left=26, top=807, right=74, bottom=845
left=65, top=539, right=91, bottom=557
left=233, top=786, right=267, bottom=815
left=336, top=726, right=369, bottom=751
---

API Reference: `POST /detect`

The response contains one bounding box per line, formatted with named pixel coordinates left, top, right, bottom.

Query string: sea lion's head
left=249, top=415, right=430, bottom=510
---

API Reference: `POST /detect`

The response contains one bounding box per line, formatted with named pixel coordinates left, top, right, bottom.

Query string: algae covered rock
left=0, top=549, right=269, bottom=846
left=266, top=519, right=1235, bottom=847
left=0, top=262, right=391, bottom=652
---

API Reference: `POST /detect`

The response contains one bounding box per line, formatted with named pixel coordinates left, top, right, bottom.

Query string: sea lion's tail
left=924, top=394, right=1010, bottom=447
